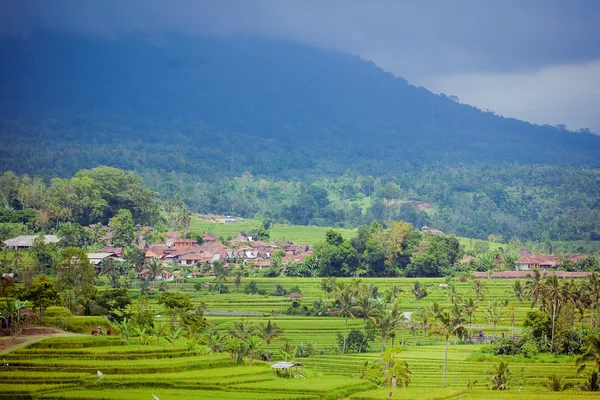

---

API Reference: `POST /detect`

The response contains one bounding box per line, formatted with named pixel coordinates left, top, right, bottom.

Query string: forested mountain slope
left=0, top=33, right=599, bottom=241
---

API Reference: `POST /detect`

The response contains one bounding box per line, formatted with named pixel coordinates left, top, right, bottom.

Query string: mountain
left=1, top=32, right=599, bottom=241
left=1, top=32, right=599, bottom=178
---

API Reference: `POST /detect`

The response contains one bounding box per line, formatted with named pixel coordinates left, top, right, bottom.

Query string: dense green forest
left=1, top=33, right=599, bottom=241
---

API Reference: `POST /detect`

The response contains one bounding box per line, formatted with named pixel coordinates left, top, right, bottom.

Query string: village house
left=86, top=252, right=123, bottom=267
left=421, top=226, right=443, bottom=235
left=4, top=235, right=60, bottom=250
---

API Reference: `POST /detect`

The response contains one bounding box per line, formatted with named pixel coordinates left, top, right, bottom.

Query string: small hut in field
left=271, top=361, right=303, bottom=377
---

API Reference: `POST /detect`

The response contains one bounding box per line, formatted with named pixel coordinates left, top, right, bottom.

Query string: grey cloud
left=3, top=0, right=600, bottom=77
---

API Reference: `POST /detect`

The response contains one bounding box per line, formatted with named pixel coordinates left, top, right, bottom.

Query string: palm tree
left=384, top=285, right=404, bottom=304
left=450, top=302, right=466, bottom=344
left=505, top=304, right=517, bottom=339
left=260, top=320, right=281, bottom=359
left=145, top=259, right=164, bottom=288
left=447, top=283, right=461, bottom=304
left=490, top=361, right=511, bottom=390
left=412, top=281, right=427, bottom=301
left=245, top=335, right=263, bottom=366
left=354, top=292, right=379, bottom=328
left=463, top=297, right=479, bottom=329
left=430, top=310, right=465, bottom=388
left=544, top=374, right=573, bottom=391
left=541, top=275, right=570, bottom=352
left=486, top=300, right=506, bottom=335
left=472, top=280, right=487, bottom=301
left=376, top=307, right=403, bottom=351
left=525, top=268, right=543, bottom=308
left=213, top=261, right=229, bottom=283
left=587, top=273, right=600, bottom=330
left=336, top=288, right=356, bottom=354
left=100, top=258, right=121, bottom=288
left=229, top=319, right=255, bottom=341
left=577, top=334, right=600, bottom=374
left=512, top=280, right=525, bottom=303
left=177, top=206, right=192, bottom=234
left=231, top=267, right=245, bottom=295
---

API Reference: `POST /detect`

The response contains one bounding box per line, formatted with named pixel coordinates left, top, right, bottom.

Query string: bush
left=62, top=316, right=118, bottom=334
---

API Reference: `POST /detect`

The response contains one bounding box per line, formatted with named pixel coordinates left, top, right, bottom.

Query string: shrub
left=62, top=316, right=118, bottom=334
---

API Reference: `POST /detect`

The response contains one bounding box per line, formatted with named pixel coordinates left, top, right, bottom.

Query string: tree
left=204, top=332, right=224, bottom=355
left=245, top=335, right=263, bottom=366
left=229, top=319, right=256, bottom=341
left=412, top=281, right=428, bottom=301
left=0, top=299, right=29, bottom=336
left=321, top=277, right=336, bottom=298
left=151, top=321, right=169, bottom=346
left=376, top=306, right=404, bottom=350
left=512, top=280, right=525, bottom=303
left=541, top=275, right=570, bottom=352
left=95, top=288, right=131, bottom=322
left=53, top=247, right=95, bottom=310
left=463, top=297, right=478, bottom=329
left=505, top=303, right=517, bottom=339
left=544, top=374, right=573, bottom=392
left=260, top=320, right=281, bottom=359
left=486, top=301, right=506, bottom=335
left=124, top=247, right=146, bottom=272
left=472, top=280, right=487, bottom=301
left=108, top=209, right=136, bottom=248
left=231, top=266, right=246, bottom=295
left=30, top=235, right=58, bottom=270
left=362, top=348, right=412, bottom=390
left=100, top=258, right=121, bottom=288
left=57, top=222, right=94, bottom=248
left=19, top=276, right=61, bottom=321
left=177, top=206, right=192, bottom=234
left=336, top=288, right=356, bottom=353
left=577, top=334, right=600, bottom=374
left=354, top=292, right=379, bottom=328
left=145, top=259, right=164, bottom=288
left=525, top=268, right=543, bottom=308
left=430, top=310, right=465, bottom=388
left=490, top=361, right=511, bottom=390
left=213, top=261, right=229, bottom=283
left=158, top=292, right=193, bottom=334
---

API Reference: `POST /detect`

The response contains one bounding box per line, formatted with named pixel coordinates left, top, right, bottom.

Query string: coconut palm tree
left=505, top=303, right=517, bottom=339
left=463, top=297, right=479, bottom=329
left=472, top=280, right=487, bottom=302
left=231, top=267, right=246, bottom=295
left=430, top=310, right=465, bottom=388
left=145, top=259, right=164, bottom=288
left=541, top=275, right=570, bottom=352
left=512, top=280, right=525, bottom=303
left=384, top=285, right=404, bottom=304
left=260, top=320, right=281, bottom=359
left=525, top=268, right=543, bottom=308
left=486, top=300, right=506, bottom=336
left=177, top=206, right=192, bottom=234
left=376, top=307, right=403, bottom=351
left=354, top=292, right=379, bottom=328
left=577, top=334, right=600, bottom=374
left=229, top=319, right=256, bottom=341
left=336, top=288, right=356, bottom=354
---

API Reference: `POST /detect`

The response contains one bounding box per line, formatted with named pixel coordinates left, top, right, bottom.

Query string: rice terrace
left=2, top=2, right=600, bottom=399
left=0, top=211, right=599, bottom=399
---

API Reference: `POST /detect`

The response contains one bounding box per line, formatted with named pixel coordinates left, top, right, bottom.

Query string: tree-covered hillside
left=1, top=33, right=599, bottom=241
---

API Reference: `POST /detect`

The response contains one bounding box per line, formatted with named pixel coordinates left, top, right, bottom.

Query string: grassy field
left=3, top=276, right=596, bottom=399
left=190, top=217, right=356, bottom=245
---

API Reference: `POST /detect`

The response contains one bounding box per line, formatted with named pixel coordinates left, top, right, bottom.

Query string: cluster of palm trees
left=163, top=195, right=192, bottom=234
left=205, top=319, right=282, bottom=365
left=524, top=270, right=600, bottom=353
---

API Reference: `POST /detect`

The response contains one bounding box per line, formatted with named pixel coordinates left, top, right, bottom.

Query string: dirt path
left=0, top=329, right=82, bottom=355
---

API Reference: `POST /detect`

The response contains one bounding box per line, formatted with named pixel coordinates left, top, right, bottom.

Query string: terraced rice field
left=2, top=277, right=596, bottom=399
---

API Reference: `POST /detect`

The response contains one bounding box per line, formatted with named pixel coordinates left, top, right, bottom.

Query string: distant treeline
left=1, top=164, right=600, bottom=243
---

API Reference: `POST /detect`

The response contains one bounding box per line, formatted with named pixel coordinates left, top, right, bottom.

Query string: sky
left=2, top=0, right=600, bottom=132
